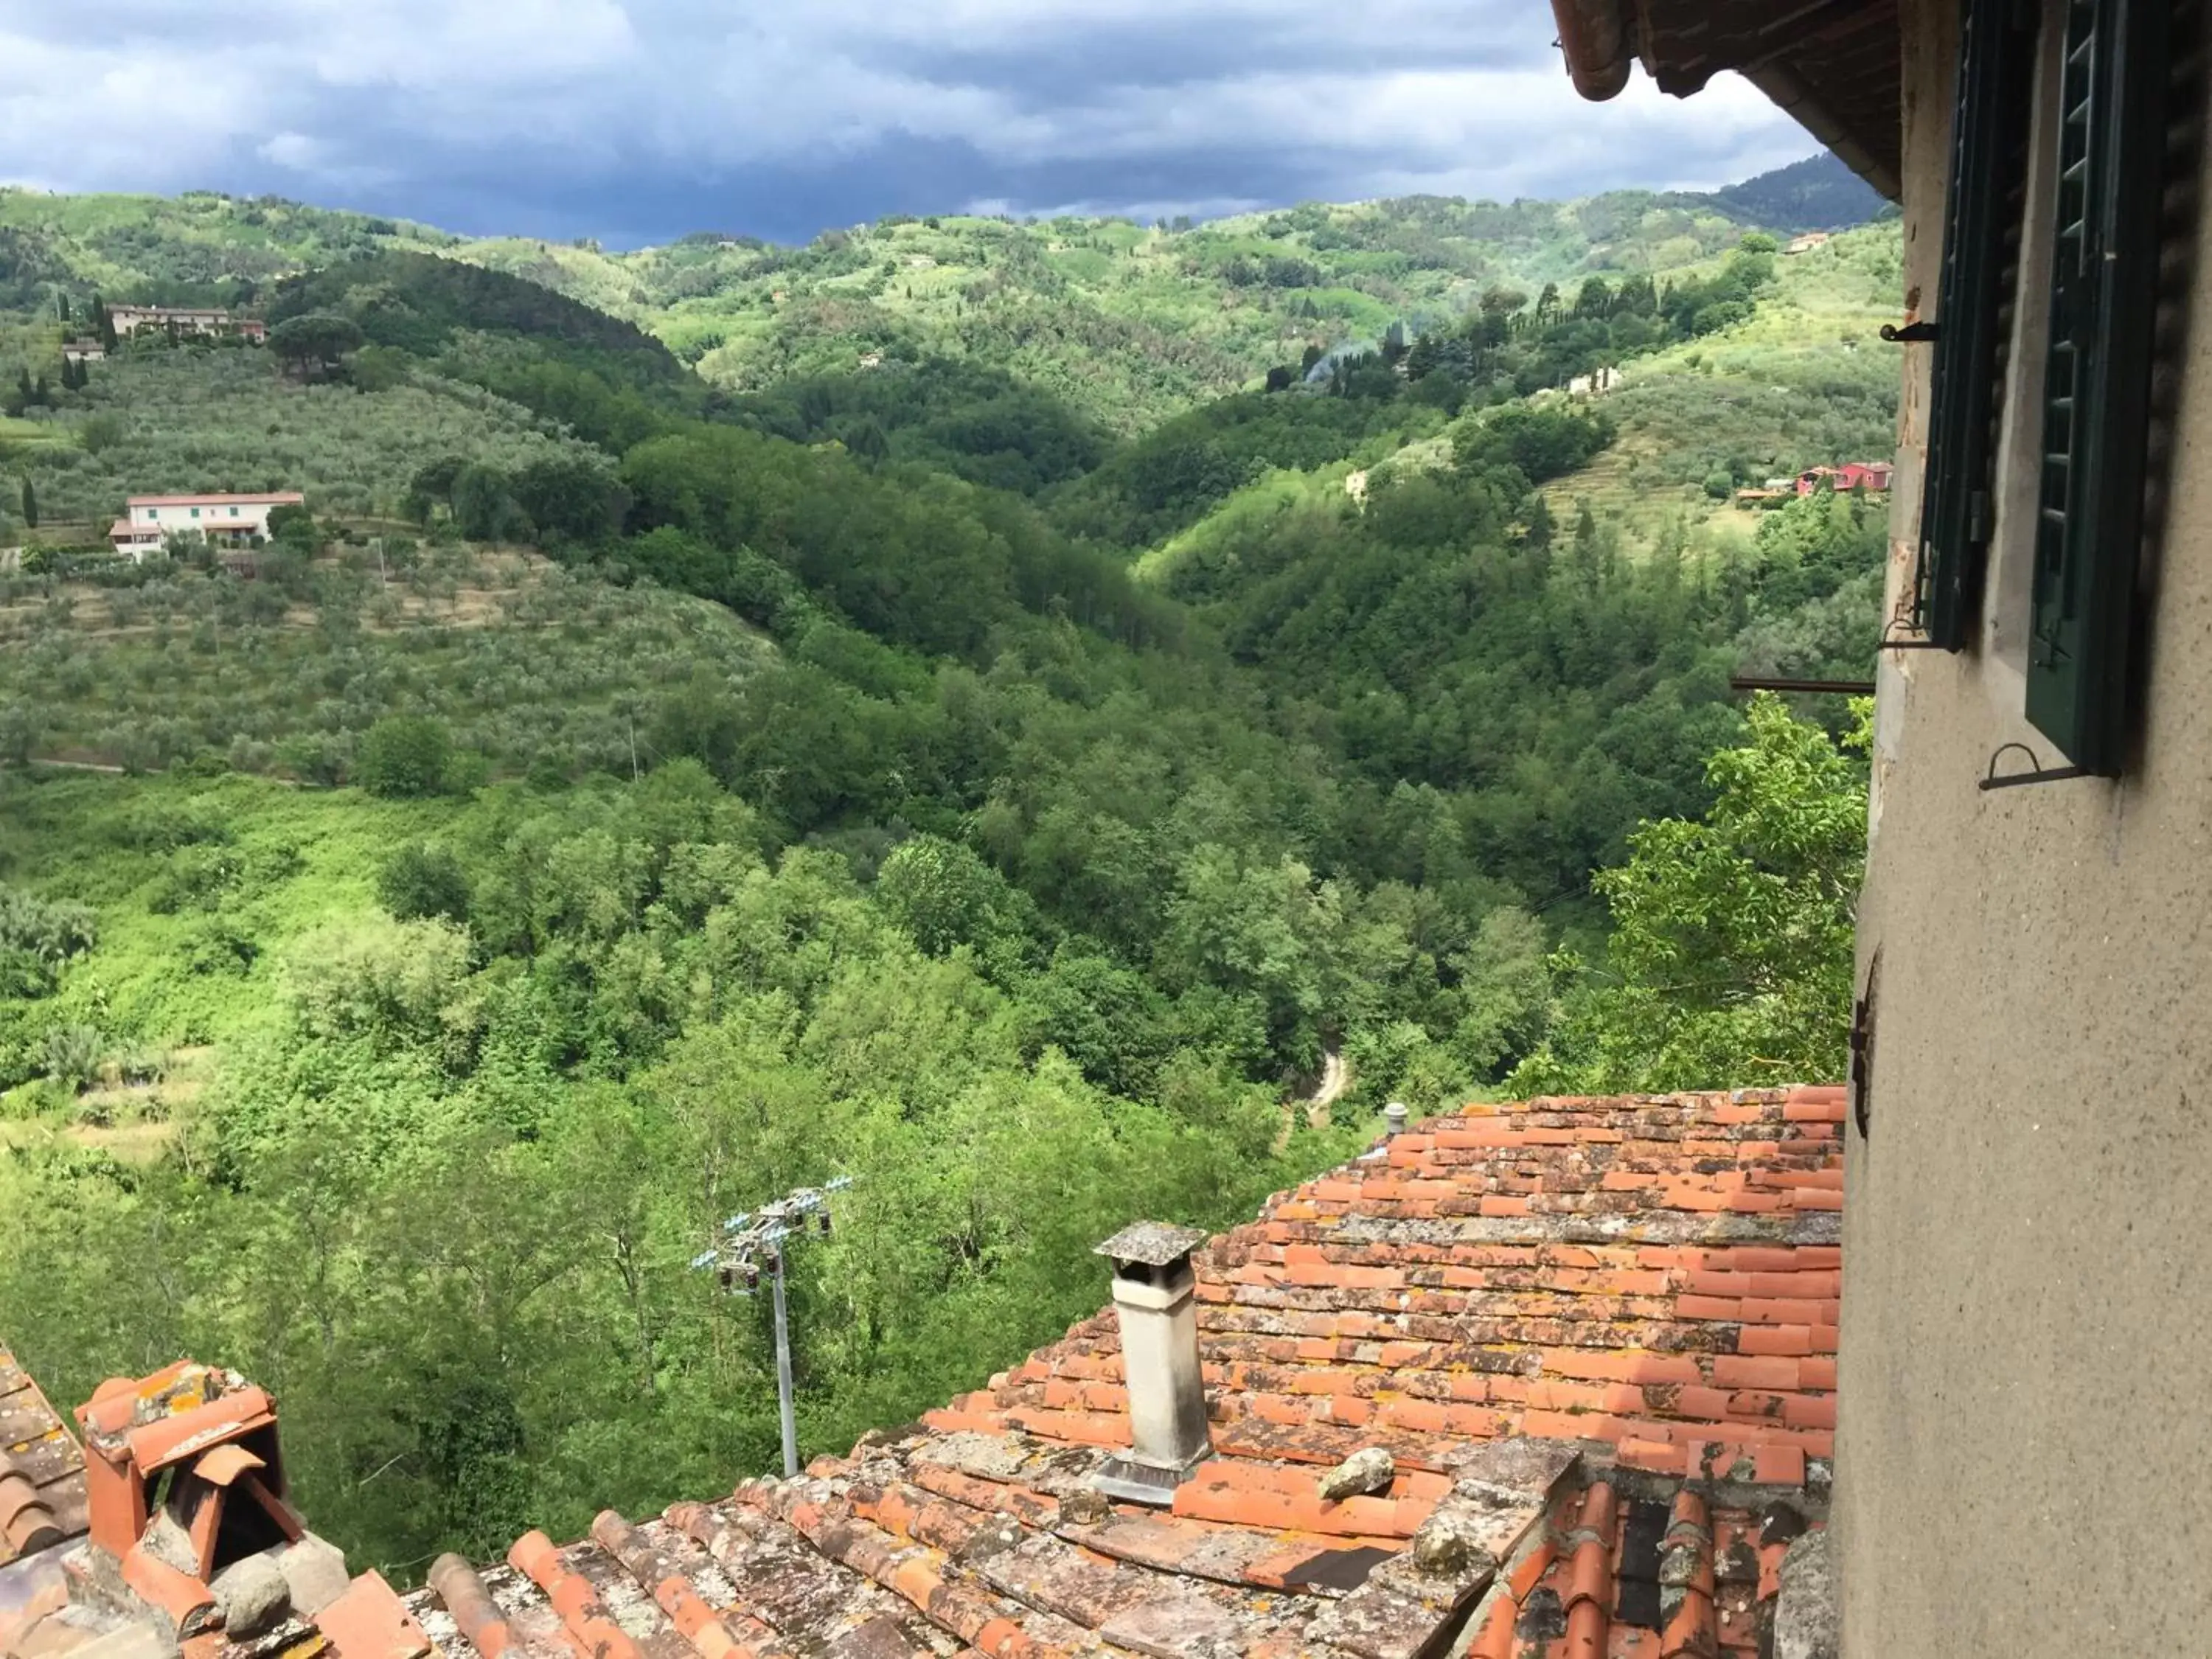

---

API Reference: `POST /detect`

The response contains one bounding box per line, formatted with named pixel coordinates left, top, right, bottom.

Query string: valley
left=0, top=156, right=1891, bottom=1579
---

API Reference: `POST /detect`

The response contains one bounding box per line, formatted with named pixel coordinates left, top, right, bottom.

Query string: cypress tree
left=21, top=479, right=38, bottom=529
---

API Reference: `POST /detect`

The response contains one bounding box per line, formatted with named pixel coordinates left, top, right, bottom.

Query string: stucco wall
left=1839, top=1, right=2212, bottom=1652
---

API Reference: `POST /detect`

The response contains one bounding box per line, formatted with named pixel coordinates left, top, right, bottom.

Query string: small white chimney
left=1091, top=1222, right=1211, bottom=1504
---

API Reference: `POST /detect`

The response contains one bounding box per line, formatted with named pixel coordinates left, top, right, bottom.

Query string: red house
left=1796, top=461, right=1893, bottom=495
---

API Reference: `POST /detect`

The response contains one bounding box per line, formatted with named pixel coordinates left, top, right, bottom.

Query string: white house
left=105, top=305, right=267, bottom=343
left=1566, top=364, right=1622, bottom=399
left=108, top=492, right=305, bottom=560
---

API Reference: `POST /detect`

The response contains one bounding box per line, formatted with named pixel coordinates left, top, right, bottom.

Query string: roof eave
left=1742, top=59, right=1904, bottom=201
left=1551, top=0, right=1632, bottom=100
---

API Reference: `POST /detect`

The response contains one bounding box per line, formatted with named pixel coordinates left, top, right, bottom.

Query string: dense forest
left=0, top=167, right=1889, bottom=1579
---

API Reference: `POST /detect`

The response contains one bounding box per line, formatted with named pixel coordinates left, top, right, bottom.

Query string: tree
left=451, top=465, right=524, bottom=543
left=19, top=479, right=35, bottom=529
left=268, top=504, right=319, bottom=548
left=355, top=715, right=456, bottom=798
left=1510, top=696, right=1868, bottom=1093
left=378, top=843, right=473, bottom=925
left=874, top=835, right=1026, bottom=959
left=508, top=456, right=628, bottom=543
left=1523, top=494, right=1554, bottom=552
left=269, top=313, right=366, bottom=382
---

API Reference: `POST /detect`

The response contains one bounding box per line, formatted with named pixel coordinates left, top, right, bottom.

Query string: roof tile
left=409, top=1090, right=1841, bottom=1659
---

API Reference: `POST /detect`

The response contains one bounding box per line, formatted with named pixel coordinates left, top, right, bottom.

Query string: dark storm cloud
left=0, top=0, right=1820, bottom=246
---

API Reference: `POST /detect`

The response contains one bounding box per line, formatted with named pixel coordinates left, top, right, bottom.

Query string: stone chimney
left=1091, top=1222, right=1212, bottom=1504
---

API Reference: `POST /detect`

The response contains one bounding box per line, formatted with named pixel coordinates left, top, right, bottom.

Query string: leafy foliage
left=355, top=716, right=456, bottom=798
left=1510, top=696, right=1868, bottom=1092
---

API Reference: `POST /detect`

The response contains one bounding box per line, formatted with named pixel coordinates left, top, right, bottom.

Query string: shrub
left=287, top=917, right=472, bottom=1047
left=355, top=714, right=454, bottom=797
left=41, top=1023, right=104, bottom=1093
left=0, top=886, right=97, bottom=995
left=378, top=842, right=472, bottom=925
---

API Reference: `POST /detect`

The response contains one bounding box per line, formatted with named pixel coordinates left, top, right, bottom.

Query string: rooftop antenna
left=692, top=1175, right=853, bottom=1478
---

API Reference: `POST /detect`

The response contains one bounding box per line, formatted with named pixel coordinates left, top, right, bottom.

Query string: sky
left=0, top=1, right=1823, bottom=248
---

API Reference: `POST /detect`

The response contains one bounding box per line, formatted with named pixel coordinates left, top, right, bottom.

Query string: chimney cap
left=1093, top=1221, right=1208, bottom=1267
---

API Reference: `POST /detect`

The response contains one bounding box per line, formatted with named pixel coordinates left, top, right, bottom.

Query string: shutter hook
left=1979, top=742, right=2091, bottom=790
left=1879, top=321, right=1941, bottom=343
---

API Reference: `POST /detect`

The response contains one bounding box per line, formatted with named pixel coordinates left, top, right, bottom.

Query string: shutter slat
left=2024, top=0, right=2168, bottom=773
left=1909, top=0, right=2039, bottom=648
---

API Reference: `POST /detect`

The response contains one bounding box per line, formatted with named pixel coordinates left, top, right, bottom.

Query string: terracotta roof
left=126, top=493, right=304, bottom=509
left=404, top=1089, right=1842, bottom=1659
left=0, top=1350, right=87, bottom=1566
left=1548, top=0, right=1903, bottom=198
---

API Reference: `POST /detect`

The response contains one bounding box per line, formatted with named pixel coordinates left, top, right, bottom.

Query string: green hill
left=1, top=155, right=1889, bottom=435
left=1704, top=151, right=1893, bottom=234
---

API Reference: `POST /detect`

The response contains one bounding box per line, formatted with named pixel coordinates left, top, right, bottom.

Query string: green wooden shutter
left=1912, top=0, right=2037, bottom=648
left=2025, top=0, right=2168, bottom=773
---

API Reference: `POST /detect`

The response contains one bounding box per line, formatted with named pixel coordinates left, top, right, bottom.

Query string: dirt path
left=1273, top=1042, right=1349, bottom=1152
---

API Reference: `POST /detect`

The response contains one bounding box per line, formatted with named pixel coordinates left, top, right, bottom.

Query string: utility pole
left=693, top=1176, right=852, bottom=1478
left=770, top=1250, right=796, bottom=1478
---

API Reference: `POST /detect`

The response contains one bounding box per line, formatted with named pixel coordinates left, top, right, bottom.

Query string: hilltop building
left=107, top=492, right=305, bottom=560
left=2, top=1088, right=1848, bottom=1659
left=1565, top=364, right=1621, bottom=398
left=60, top=341, right=103, bottom=366
left=105, top=306, right=266, bottom=344
left=1783, top=232, right=1832, bottom=255
left=1555, top=0, right=2212, bottom=1650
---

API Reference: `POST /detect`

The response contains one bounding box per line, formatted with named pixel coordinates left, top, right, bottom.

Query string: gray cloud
left=0, top=1, right=1820, bottom=245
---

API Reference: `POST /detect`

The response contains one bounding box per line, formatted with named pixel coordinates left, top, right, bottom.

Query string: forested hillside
left=2, top=153, right=1884, bottom=433
left=0, top=166, right=1891, bottom=1582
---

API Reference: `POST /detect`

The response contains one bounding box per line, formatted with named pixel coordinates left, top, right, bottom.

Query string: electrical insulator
left=818, top=1210, right=832, bottom=1235
left=718, top=1265, right=735, bottom=1290
left=743, top=1262, right=761, bottom=1292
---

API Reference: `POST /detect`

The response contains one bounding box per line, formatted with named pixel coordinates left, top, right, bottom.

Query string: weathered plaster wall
left=1840, top=1, right=2212, bottom=1652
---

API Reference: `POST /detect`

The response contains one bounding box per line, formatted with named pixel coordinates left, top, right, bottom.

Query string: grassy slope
left=0, top=769, right=454, bottom=1052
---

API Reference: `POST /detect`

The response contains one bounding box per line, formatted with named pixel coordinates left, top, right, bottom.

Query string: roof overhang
left=1548, top=0, right=1903, bottom=201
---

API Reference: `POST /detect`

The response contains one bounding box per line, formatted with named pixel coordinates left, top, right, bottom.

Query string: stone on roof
left=1094, top=1222, right=1211, bottom=1267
